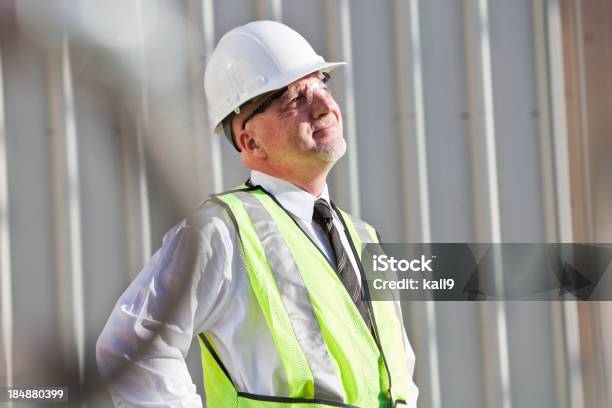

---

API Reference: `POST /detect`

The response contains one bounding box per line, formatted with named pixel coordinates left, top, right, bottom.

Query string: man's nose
left=311, top=90, right=335, bottom=119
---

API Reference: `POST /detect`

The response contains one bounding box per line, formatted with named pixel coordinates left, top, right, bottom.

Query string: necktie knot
left=313, top=199, right=333, bottom=227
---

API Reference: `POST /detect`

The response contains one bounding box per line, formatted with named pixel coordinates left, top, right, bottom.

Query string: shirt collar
left=249, top=170, right=330, bottom=222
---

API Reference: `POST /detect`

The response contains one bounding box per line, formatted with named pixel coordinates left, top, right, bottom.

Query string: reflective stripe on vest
left=199, top=187, right=412, bottom=407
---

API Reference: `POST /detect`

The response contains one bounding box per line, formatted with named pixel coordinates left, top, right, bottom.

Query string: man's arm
left=96, top=205, right=235, bottom=407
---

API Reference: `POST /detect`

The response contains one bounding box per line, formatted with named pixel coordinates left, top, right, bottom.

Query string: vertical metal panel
left=582, top=0, right=612, bottom=242
left=390, top=0, right=418, bottom=242
left=118, top=89, right=145, bottom=283
left=561, top=2, right=612, bottom=402
left=0, top=36, right=13, bottom=390
left=533, top=1, right=570, bottom=407
left=141, top=1, right=207, bottom=238
left=579, top=0, right=612, bottom=402
left=256, top=0, right=282, bottom=21
left=48, top=36, right=73, bottom=396
left=505, top=301, right=558, bottom=407
left=392, top=0, right=432, bottom=243
left=558, top=0, right=591, bottom=244
left=60, top=34, right=86, bottom=390
left=549, top=302, right=571, bottom=408
left=324, top=0, right=360, bottom=217
left=575, top=303, right=607, bottom=408
left=186, top=0, right=221, bottom=199
left=547, top=2, right=573, bottom=242
left=405, top=0, right=431, bottom=245
left=463, top=0, right=503, bottom=241
left=346, top=1, right=403, bottom=239
left=187, top=0, right=208, bottom=203
left=418, top=3, right=484, bottom=404
left=599, top=304, right=612, bottom=407
left=283, top=0, right=328, bottom=58
left=534, top=1, right=579, bottom=407
left=201, top=0, right=223, bottom=193
left=463, top=1, right=511, bottom=408
left=533, top=0, right=559, bottom=247
left=419, top=0, right=476, bottom=242
left=556, top=2, right=609, bottom=403
left=117, top=0, right=154, bottom=282
left=488, top=0, right=559, bottom=406
left=490, top=0, right=545, bottom=243
left=546, top=1, right=585, bottom=407
left=134, top=0, right=152, bottom=263
left=47, top=25, right=87, bottom=399
left=478, top=302, right=511, bottom=408
left=570, top=0, right=594, bottom=240
left=419, top=2, right=484, bottom=406
left=546, top=0, right=584, bottom=408
left=4, top=14, right=64, bottom=396
left=391, top=1, right=440, bottom=408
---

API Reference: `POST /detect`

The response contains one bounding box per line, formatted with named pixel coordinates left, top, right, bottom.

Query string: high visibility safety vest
left=197, top=185, right=413, bottom=408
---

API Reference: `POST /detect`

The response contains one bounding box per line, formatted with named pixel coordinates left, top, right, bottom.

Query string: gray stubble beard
left=315, top=137, right=347, bottom=163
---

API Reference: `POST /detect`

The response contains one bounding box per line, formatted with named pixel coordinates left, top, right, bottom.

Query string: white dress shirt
left=96, top=170, right=418, bottom=407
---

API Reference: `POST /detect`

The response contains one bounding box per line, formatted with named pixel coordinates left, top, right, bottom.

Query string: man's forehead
left=292, top=72, right=321, bottom=84
left=286, top=72, right=327, bottom=91
left=272, top=72, right=321, bottom=92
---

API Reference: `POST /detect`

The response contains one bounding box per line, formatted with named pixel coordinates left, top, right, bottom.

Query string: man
left=97, top=20, right=418, bottom=407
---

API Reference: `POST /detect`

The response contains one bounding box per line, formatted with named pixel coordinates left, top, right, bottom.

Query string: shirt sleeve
left=96, top=204, right=237, bottom=407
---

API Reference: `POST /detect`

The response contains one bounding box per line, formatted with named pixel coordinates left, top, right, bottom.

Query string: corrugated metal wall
left=0, top=1, right=610, bottom=407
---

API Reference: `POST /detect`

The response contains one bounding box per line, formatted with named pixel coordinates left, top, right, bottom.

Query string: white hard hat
left=204, top=20, right=345, bottom=149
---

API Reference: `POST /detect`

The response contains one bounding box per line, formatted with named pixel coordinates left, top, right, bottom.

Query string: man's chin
left=315, top=139, right=347, bottom=163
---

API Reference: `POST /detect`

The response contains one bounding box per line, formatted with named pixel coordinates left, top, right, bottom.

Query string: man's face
left=235, top=73, right=346, bottom=170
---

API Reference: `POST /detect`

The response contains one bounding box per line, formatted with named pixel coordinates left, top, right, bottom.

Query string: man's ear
left=237, top=130, right=267, bottom=158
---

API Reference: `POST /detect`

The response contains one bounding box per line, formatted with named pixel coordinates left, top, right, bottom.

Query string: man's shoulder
left=185, top=184, right=256, bottom=229
left=177, top=197, right=238, bottom=241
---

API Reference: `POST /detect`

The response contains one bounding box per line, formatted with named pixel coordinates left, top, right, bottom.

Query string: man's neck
left=251, top=168, right=328, bottom=197
left=290, top=177, right=326, bottom=197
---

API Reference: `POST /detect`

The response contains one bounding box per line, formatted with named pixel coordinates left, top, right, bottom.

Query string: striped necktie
left=312, top=199, right=370, bottom=327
